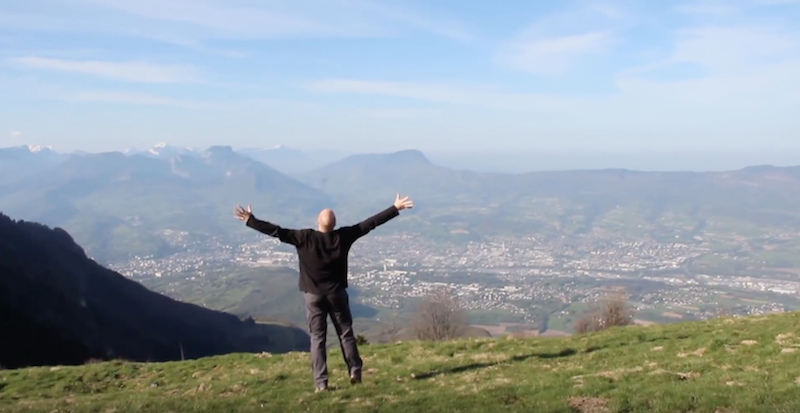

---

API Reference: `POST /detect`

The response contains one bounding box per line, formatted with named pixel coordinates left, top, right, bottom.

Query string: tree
left=574, top=293, right=634, bottom=334
left=411, top=288, right=467, bottom=341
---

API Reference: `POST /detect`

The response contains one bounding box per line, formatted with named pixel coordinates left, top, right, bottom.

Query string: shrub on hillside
left=575, top=293, right=634, bottom=334
left=412, top=288, right=467, bottom=341
left=355, top=334, right=369, bottom=345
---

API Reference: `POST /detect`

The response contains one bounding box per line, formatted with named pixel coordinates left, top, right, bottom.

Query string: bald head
left=317, top=209, right=336, bottom=232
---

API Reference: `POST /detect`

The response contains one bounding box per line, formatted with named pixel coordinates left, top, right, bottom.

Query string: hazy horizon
left=3, top=140, right=798, bottom=173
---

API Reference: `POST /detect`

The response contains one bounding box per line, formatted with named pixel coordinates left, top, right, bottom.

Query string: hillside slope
left=2, top=312, right=798, bottom=412
left=0, top=213, right=309, bottom=369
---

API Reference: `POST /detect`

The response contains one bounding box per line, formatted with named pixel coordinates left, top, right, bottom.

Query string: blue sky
left=1, top=0, right=799, bottom=156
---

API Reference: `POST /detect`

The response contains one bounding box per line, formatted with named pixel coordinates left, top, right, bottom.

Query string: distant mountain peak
left=369, top=149, right=431, bottom=165
left=202, top=145, right=239, bottom=162
left=141, top=142, right=198, bottom=158
left=316, top=149, right=432, bottom=173
left=391, top=149, right=428, bottom=159
left=26, top=144, right=55, bottom=153
left=206, top=145, right=235, bottom=154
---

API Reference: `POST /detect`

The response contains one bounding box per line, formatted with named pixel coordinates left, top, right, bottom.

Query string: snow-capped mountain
left=25, top=144, right=55, bottom=153
left=0, top=144, right=63, bottom=159
left=137, top=142, right=200, bottom=159
left=0, top=144, right=68, bottom=184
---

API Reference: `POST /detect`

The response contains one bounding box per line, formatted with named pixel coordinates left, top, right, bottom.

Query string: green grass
left=3, top=312, right=800, bottom=412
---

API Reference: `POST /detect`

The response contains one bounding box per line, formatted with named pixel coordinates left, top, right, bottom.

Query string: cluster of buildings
left=108, top=230, right=800, bottom=326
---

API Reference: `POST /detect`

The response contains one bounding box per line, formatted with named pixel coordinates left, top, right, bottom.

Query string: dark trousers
left=303, top=289, right=362, bottom=387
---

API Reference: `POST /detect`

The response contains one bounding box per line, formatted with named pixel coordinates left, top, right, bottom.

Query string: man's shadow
left=411, top=348, right=579, bottom=381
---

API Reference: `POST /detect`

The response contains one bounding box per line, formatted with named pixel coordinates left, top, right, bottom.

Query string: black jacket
left=246, top=206, right=400, bottom=295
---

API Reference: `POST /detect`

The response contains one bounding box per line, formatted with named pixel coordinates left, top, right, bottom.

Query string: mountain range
left=0, top=212, right=309, bottom=369
left=0, top=144, right=331, bottom=262
left=2, top=143, right=800, bottom=265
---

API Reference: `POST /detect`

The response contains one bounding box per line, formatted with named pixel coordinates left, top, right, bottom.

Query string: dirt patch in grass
left=567, top=396, right=609, bottom=413
left=677, top=347, right=706, bottom=358
left=469, top=353, right=508, bottom=363
left=649, top=369, right=700, bottom=380
left=183, top=383, right=212, bottom=396
left=572, top=366, right=645, bottom=383
left=633, top=319, right=657, bottom=326
left=776, top=333, right=797, bottom=346
left=740, top=340, right=758, bottom=346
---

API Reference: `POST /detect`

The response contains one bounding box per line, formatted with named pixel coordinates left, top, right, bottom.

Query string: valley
left=112, top=226, right=800, bottom=340
left=4, top=143, right=800, bottom=339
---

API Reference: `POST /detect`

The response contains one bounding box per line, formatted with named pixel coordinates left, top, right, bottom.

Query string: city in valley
left=109, top=228, right=800, bottom=336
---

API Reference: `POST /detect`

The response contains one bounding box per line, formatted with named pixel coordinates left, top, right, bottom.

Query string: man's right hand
left=393, top=193, right=414, bottom=211
left=233, top=204, right=252, bottom=221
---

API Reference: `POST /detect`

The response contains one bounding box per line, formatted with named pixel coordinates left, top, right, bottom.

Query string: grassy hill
left=2, top=312, right=799, bottom=412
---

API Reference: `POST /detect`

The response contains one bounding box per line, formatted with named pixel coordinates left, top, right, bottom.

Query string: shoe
left=315, top=385, right=328, bottom=393
left=350, top=373, right=362, bottom=385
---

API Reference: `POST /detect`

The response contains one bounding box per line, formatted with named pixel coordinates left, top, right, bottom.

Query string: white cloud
left=63, top=90, right=221, bottom=109
left=79, top=0, right=347, bottom=38
left=608, top=24, right=800, bottom=120
left=303, top=79, right=587, bottom=113
left=126, top=31, right=249, bottom=58
left=305, top=23, right=800, bottom=117
left=588, top=4, right=627, bottom=19
left=52, top=89, right=317, bottom=110
left=622, top=25, right=800, bottom=77
left=753, top=0, right=800, bottom=5
left=495, top=31, right=615, bottom=76
left=19, top=0, right=474, bottom=43
left=6, top=56, right=202, bottom=83
left=493, top=5, right=625, bottom=76
left=673, top=4, right=739, bottom=15
left=9, top=131, right=22, bottom=138
left=357, top=108, right=440, bottom=120
left=348, top=0, right=474, bottom=42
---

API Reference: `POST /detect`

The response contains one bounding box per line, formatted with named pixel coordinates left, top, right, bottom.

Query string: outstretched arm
left=345, top=193, right=413, bottom=240
left=233, top=204, right=305, bottom=246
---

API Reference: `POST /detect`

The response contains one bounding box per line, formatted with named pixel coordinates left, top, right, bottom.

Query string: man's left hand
left=234, top=204, right=252, bottom=221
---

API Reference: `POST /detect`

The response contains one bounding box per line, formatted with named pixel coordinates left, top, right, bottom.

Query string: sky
left=1, top=0, right=799, bottom=162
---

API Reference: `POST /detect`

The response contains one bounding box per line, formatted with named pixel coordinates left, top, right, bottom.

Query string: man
left=233, top=193, right=414, bottom=392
